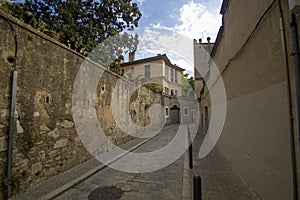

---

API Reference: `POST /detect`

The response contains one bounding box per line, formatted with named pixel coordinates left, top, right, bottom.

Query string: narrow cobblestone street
left=54, top=125, right=184, bottom=200
left=11, top=124, right=260, bottom=200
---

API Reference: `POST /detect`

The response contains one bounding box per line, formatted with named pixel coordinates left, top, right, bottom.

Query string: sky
left=130, top=0, right=223, bottom=75
left=133, top=0, right=222, bottom=40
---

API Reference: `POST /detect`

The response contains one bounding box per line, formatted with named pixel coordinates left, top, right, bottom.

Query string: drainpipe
left=278, top=0, right=299, bottom=199
left=0, top=14, right=19, bottom=199
left=7, top=65, right=17, bottom=199
left=290, top=13, right=300, bottom=150
left=290, top=12, right=300, bottom=199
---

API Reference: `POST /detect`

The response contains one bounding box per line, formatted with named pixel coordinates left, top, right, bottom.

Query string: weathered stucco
left=196, top=0, right=300, bottom=199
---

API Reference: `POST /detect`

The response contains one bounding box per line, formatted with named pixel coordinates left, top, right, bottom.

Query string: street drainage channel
left=88, top=186, right=124, bottom=200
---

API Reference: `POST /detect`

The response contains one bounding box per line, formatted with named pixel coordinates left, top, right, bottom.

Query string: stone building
left=120, top=53, right=184, bottom=96
left=120, top=53, right=197, bottom=125
left=195, top=0, right=300, bottom=199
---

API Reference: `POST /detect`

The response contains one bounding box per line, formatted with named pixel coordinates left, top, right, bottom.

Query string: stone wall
left=0, top=10, right=164, bottom=198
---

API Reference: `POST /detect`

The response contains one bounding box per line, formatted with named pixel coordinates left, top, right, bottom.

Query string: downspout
left=278, top=0, right=299, bottom=199
left=0, top=14, right=18, bottom=199
left=290, top=12, right=300, bottom=200
left=290, top=13, right=300, bottom=152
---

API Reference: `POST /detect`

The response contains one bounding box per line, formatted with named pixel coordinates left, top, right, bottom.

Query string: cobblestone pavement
left=182, top=124, right=260, bottom=200
left=54, top=124, right=185, bottom=200
left=13, top=124, right=260, bottom=200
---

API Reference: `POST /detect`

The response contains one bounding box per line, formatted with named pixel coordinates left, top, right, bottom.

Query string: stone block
left=40, top=124, right=51, bottom=131
left=54, top=139, right=68, bottom=149
left=0, top=136, right=7, bottom=152
left=0, top=109, right=9, bottom=118
left=38, top=151, right=46, bottom=160
left=31, top=162, right=42, bottom=175
left=16, top=159, right=29, bottom=171
left=33, top=112, right=40, bottom=117
left=14, top=110, right=19, bottom=118
left=16, top=120, right=24, bottom=133
left=48, top=149, right=60, bottom=157
left=48, top=128, right=59, bottom=139
left=59, top=120, right=74, bottom=128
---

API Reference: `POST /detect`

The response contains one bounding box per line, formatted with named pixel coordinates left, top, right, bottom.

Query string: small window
left=121, top=69, right=125, bottom=76
left=45, top=96, right=50, bottom=104
left=171, top=68, right=174, bottom=82
left=175, top=71, right=178, bottom=83
left=165, top=107, right=169, bottom=118
left=183, top=107, right=189, bottom=116
left=165, top=87, right=169, bottom=95
left=165, top=66, right=169, bottom=80
left=145, top=65, right=151, bottom=78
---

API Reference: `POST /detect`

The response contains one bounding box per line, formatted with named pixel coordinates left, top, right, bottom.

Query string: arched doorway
left=170, top=105, right=180, bottom=124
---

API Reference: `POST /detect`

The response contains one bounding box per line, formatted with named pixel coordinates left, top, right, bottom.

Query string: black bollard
left=188, top=130, right=193, bottom=169
left=189, top=142, right=193, bottom=169
left=193, top=175, right=202, bottom=200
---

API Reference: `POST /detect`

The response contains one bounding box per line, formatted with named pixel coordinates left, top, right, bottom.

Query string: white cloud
left=137, top=0, right=146, bottom=5
left=151, top=1, right=222, bottom=41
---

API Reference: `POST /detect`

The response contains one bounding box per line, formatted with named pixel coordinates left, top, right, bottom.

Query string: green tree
left=1, top=0, right=141, bottom=56
left=182, top=73, right=195, bottom=97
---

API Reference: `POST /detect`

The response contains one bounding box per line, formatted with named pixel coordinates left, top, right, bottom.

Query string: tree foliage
left=0, top=0, right=142, bottom=60
left=182, top=73, right=195, bottom=97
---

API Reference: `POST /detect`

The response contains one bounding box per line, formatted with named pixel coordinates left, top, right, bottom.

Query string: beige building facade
left=120, top=54, right=184, bottom=96
left=195, top=0, right=300, bottom=199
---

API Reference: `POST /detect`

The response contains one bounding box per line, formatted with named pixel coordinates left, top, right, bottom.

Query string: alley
left=54, top=124, right=185, bottom=200
left=11, top=124, right=260, bottom=200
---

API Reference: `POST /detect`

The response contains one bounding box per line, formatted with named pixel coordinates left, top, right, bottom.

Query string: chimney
left=199, top=38, right=202, bottom=43
left=207, top=37, right=211, bottom=44
left=129, top=52, right=136, bottom=62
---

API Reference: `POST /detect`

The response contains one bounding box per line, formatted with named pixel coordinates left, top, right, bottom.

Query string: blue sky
left=133, top=0, right=223, bottom=41
left=128, top=0, right=223, bottom=75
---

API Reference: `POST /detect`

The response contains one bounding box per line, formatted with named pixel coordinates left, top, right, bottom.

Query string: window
left=171, top=68, right=174, bottom=82
left=131, top=67, right=134, bottom=74
left=165, top=107, right=169, bottom=118
left=183, top=107, right=189, bottom=116
left=175, top=71, right=178, bottom=83
left=145, top=65, right=151, bottom=78
left=121, top=69, right=124, bottom=76
left=165, top=87, right=169, bottom=95
left=191, top=109, right=195, bottom=122
left=165, top=66, right=169, bottom=80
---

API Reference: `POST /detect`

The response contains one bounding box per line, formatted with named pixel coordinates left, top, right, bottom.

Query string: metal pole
left=289, top=13, right=300, bottom=199
left=7, top=70, right=18, bottom=199
left=290, top=14, right=300, bottom=149
left=193, top=175, right=202, bottom=200
left=188, top=125, right=193, bottom=169
left=189, top=140, right=193, bottom=169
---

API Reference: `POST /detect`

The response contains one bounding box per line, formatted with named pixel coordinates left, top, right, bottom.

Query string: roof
left=220, top=0, right=229, bottom=15
left=211, top=0, right=227, bottom=58
left=120, top=54, right=185, bottom=71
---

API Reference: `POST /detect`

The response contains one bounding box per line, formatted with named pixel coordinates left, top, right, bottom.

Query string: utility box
left=289, top=0, right=300, bottom=13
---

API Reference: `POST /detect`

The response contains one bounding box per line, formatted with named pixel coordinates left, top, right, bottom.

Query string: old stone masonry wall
left=0, top=10, right=163, bottom=198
